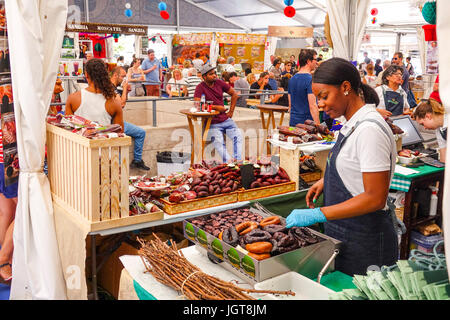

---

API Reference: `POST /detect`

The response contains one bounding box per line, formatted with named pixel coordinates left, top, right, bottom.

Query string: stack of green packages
left=329, top=241, right=450, bottom=300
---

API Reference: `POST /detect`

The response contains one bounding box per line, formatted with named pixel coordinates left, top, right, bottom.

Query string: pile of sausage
left=189, top=208, right=321, bottom=261
left=189, top=208, right=263, bottom=238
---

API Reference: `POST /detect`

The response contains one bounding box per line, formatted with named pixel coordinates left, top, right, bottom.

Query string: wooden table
left=246, top=98, right=271, bottom=107
left=257, top=104, right=289, bottom=154
left=180, top=109, right=219, bottom=165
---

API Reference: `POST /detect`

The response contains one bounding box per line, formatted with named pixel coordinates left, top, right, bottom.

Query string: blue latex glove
left=285, top=208, right=327, bottom=228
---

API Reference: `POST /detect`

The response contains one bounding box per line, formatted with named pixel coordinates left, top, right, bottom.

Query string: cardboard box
left=97, top=241, right=139, bottom=300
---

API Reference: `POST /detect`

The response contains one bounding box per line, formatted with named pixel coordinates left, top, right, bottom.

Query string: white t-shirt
left=167, top=78, right=187, bottom=96
left=335, top=104, right=396, bottom=208
left=375, top=85, right=410, bottom=111
left=364, top=74, right=378, bottom=88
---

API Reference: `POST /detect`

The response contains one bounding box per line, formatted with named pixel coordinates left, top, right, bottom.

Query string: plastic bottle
left=200, top=94, right=206, bottom=111
left=429, top=186, right=438, bottom=216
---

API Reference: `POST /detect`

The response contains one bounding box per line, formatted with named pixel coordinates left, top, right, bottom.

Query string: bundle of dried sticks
left=137, top=235, right=295, bottom=300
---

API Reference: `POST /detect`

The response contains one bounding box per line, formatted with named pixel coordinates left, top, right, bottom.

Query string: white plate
left=135, top=182, right=171, bottom=191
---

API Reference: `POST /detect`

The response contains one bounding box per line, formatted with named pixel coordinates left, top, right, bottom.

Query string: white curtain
left=436, top=0, right=450, bottom=280
left=416, top=26, right=426, bottom=74
left=5, top=0, right=68, bottom=299
left=326, top=0, right=371, bottom=61
left=209, top=32, right=219, bottom=67
left=264, top=36, right=278, bottom=71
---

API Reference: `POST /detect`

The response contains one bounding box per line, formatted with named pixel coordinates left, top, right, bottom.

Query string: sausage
left=260, top=216, right=281, bottom=227
left=248, top=252, right=271, bottom=261
left=221, top=187, right=232, bottom=193
left=197, top=191, right=209, bottom=197
left=197, top=186, right=208, bottom=193
left=243, top=229, right=272, bottom=243
left=250, top=181, right=261, bottom=189
left=246, top=241, right=273, bottom=254
left=263, top=224, right=286, bottom=235
left=236, top=221, right=259, bottom=235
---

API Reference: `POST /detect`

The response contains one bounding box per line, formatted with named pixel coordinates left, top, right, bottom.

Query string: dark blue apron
left=382, top=86, right=404, bottom=116
left=323, top=118, right=398, bottom=276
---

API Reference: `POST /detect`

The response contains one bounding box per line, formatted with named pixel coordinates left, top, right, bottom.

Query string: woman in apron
left=374, top=65, right=410, bottom=117
left=285, top=58, right=398, bottom=276
left=413, top=99, right=447, bottom=163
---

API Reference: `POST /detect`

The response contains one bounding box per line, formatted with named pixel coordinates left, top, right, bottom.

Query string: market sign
left=216, top=33, right=266, bottom=45
left=172, top=33, right=213, bottom=46
left=66, top=22, right=148, bottom=36
left=267, top=26, right=314, bottom=38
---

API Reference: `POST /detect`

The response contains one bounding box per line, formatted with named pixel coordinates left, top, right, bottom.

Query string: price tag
left=240, top=164, right=255, bottom=189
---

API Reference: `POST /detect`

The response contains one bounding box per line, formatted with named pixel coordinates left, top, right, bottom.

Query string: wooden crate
left=237, top=181, right=296, bottom=201
left=46, top=123, right=163, bottom=232
left=160, top=192, right=238, bottom=215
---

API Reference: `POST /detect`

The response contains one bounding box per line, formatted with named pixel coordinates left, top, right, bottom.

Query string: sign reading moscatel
left=66, top=22, right=148, bottom=36
left=267, top=26, right=314, bottom=38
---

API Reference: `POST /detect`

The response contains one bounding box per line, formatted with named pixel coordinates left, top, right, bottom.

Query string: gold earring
left=344, top=91, right=349, bottom=96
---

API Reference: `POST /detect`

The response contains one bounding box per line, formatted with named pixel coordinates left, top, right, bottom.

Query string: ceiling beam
left=303, top=0, right=327, bottom=13
left=224, top=6, right=316, bottom=18
left=256, top=0, right=313, bottom=27
left=251, top=24, right=324, bottom=32
left=184, top=0, right=251, bottom=32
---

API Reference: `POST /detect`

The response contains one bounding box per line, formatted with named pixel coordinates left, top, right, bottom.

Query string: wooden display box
left=237, top=181, right=296, bottom=201
left=160, top=192, right=239, bottom=215
left=46, top=123, right=163, bottom=232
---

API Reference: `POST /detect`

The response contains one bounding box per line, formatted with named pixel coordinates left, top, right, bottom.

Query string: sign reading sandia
left=227, top=248, right=241, bottom=269
left=185, top=223, right=195, bottom=241
left=196, top=229, right=208, bottom=247
left=241, top=255, right=256, bottom=277
left=211, top=239, right=224, bottom=259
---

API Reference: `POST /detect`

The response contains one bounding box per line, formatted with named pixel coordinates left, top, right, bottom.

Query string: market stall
left=216, top=32, right=266, bottom=74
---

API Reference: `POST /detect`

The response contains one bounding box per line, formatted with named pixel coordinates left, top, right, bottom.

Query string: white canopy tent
left=5, top=0, right=68, bottom=299
left=326, top=0, right=371, bottom=61
left=3, top=0, right=448, bottom=299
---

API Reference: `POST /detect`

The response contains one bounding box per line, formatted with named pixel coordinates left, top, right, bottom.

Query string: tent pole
left=348, top=0, right=356, bottom=61
left=85, top=0, right=89, bottom=22
left=395, top=32, right=402, bottom=53
left=176, top=0, right=180, bottom=34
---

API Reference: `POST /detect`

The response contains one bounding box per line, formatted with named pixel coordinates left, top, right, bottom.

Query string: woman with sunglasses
left=374, top=65, right=410, bottom=117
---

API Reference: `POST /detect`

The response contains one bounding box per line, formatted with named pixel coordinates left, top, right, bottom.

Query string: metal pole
left=176, top=0, right=180, bottom=34
left=152, top=100, right=157, bottom=127
left=395, top=32, right=402, bottom=53
left=84, top=0, right=89, bottom=22
left=347, top=0, right=356, bottom=61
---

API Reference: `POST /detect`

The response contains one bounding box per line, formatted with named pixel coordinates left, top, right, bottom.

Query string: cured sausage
left=246, top=241, right=273, bottom=254
left=248, top=252, right=271, bottom=261
left=236, top=221, right=259, bottom=235
left=259, top=216, right=281, bottom=227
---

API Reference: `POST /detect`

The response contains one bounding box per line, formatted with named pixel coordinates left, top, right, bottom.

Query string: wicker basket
left=237, top=181, right=296, bottom=202
left=299, top=171, right=322, bottom=183
left=160, top=192, right=239, bottom=215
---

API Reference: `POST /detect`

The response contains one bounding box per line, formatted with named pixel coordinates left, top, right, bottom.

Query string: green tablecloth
left=390, top=164, right=445, bottom=192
